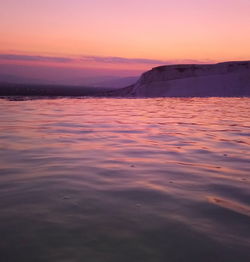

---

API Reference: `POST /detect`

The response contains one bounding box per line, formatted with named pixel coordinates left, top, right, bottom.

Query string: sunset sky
left=0, top=0, right=250, bottom=83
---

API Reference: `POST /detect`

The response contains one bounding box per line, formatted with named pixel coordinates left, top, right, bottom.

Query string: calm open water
left=0, top=97, right=249, bottom=262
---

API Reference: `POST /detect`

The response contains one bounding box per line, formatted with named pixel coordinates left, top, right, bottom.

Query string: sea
left=0, top=97, right=249, bottom=262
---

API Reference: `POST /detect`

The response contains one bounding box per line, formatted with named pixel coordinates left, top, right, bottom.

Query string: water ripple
left=0, top=97, right=249, bottom=262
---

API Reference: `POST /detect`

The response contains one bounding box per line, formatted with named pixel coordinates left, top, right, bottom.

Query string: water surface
left=0, top=97, right=249, bottom=262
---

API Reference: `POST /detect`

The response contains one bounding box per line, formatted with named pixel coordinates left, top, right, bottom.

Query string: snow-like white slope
left=115, top=61, right=250, bottom=97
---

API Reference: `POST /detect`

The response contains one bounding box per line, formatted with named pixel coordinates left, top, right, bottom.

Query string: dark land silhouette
left=1, top=61, right=250, bottom=97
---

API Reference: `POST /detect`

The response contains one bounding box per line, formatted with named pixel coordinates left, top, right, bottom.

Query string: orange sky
left=0, top=0, right=250, bottom=78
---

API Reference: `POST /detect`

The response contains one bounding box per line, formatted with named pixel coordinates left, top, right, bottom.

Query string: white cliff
left=114, top=61, right=250, bottom=97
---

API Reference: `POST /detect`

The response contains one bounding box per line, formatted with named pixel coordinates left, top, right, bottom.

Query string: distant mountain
left=110, top=61, right=250, bottom=97
left=0, top=73, right=139, bottom=88
left=90, top=76, right=139, bottom=88
left=0, top=74, right=55, bottom=85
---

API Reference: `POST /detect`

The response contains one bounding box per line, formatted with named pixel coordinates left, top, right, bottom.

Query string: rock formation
left=112, top=61, right=250, bottom=97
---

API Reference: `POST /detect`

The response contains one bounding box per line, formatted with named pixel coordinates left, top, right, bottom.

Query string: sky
left=0, top=0, right=250, bottom=83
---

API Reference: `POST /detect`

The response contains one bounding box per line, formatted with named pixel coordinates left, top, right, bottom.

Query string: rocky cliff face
left=113, top=61, right=250, bottom=97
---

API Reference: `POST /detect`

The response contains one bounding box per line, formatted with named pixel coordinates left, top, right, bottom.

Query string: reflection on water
left=0, top=97, right=249, bottom=262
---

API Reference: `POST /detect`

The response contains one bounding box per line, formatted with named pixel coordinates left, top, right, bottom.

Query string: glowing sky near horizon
left=0, top=0, right=250, bottom=75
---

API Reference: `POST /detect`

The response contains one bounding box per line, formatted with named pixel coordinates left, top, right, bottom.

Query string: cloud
left=0, top=53, right=214, bottom=66
left=80, top=56, right=168, bottom=64
left=0, top=54, right=74, bottom=63
left=80, top=56, right=214, bottom=65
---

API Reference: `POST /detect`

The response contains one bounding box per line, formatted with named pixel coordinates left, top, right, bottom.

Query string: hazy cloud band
left=0, top=54, right=213, bottom=65
left=0, top=54, right=74, bottom=63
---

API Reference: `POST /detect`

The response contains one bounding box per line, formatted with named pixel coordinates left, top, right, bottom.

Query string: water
left=0, top=97, right=249, bottom=262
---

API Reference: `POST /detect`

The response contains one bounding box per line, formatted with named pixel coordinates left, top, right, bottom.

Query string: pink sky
left=0, top=0, right=250, bottom=81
